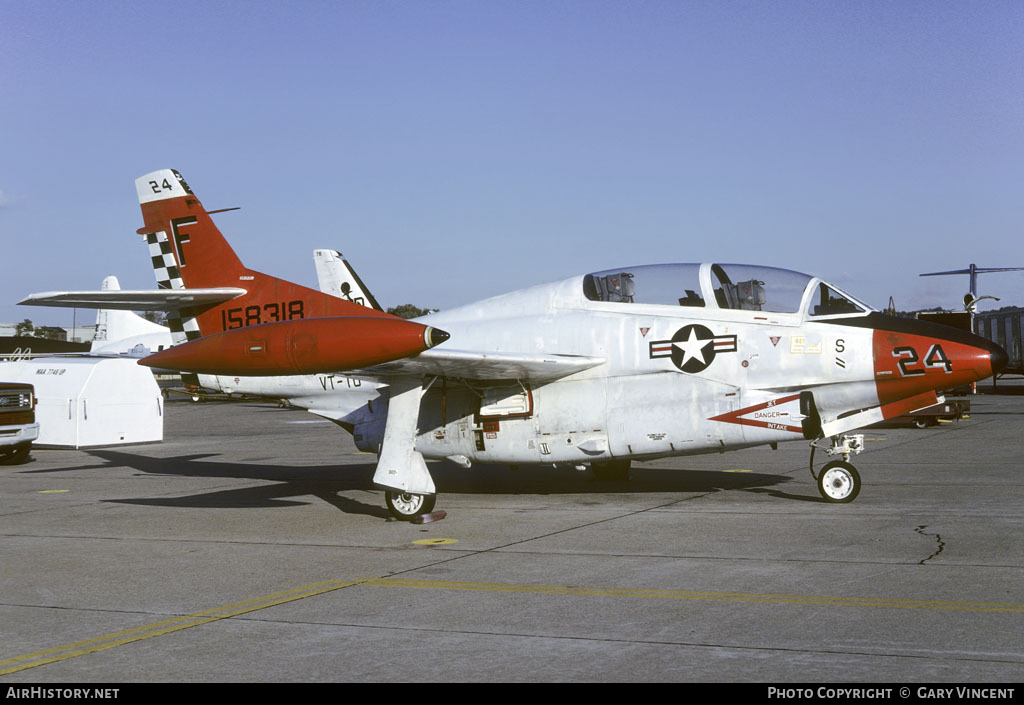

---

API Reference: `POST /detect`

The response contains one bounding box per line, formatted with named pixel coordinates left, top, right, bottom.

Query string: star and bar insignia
left=649, top=324, right=738, bottom=373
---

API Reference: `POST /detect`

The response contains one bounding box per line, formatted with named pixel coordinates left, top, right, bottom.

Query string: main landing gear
left=384, top=491, right=437, bottom=520
left=809, top=434, right=863, bottom=503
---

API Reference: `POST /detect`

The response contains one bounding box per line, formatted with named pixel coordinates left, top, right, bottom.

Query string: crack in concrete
left=914, top=525, right=945, bottom=565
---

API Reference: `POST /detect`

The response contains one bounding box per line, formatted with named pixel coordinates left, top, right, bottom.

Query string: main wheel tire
left=592, top=459, right=631, bottom=482
left=913, top=417, right=931, bottom=429
left=817, top=460, right=861, bottom=503
left=385, top=491, right=437, bottom=520
left=0, top=445, right=31, bottom=466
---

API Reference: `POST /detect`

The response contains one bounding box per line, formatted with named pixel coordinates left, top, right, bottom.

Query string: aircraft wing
left=920, top=267, right=1024, bottom=276
left=358, top=348, right=605, bottom=383
left=19, top=288, right=247, bottom=312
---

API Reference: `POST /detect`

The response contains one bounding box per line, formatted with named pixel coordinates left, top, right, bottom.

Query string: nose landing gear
left=817, top=460, right=861, bottom=503
left=809, top=434, right=864, bottom=503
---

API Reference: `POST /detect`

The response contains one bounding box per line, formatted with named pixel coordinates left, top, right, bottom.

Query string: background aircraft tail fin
left=314, top=249, right=383, bottom=310
left=91, top=275, right=171, bottom=353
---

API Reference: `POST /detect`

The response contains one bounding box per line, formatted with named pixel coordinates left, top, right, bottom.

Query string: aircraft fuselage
left=350, top=265, right=1002, bottom=468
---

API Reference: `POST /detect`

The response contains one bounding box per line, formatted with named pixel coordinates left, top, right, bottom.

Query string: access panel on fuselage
left=605, top=371, right=745, bottom=459
left=414, top=377, right=611, bottom=466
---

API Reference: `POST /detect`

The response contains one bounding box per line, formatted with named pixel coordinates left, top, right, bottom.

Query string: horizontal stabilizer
left=19, top=288, right=247, bottom=312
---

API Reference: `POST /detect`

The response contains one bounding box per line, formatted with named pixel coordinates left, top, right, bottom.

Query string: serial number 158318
left=220, top=301, right=305, bottom=330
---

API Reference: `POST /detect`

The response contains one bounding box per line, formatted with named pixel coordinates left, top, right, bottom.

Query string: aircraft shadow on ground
left=28, top=450, right=799, bottom=518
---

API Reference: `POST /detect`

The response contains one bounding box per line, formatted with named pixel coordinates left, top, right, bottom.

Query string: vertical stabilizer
left=135, top=170, right=395, bottom=341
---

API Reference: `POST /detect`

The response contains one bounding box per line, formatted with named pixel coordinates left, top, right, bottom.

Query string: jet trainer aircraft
left=24, top=170, right=1009, bottom=520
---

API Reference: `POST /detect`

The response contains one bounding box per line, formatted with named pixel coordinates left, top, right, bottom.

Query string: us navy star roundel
left=649, top=324, right=738, bottom=373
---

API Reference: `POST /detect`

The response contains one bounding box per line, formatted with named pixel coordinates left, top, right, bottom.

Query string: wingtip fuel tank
left=139, top=316, right=449, bottom=375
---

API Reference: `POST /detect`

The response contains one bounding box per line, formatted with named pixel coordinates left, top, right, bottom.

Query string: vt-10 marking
left=24, top=170, right=1009, bottom=520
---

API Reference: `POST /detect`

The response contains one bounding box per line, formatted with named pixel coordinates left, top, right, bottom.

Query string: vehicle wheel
left=913, top=417, right=931, bottom=429
left=592, top=459, right=631, bottom=482
left=817, top=460, right=860, bottom=503
left=385, top=491, right=437, bottom=520
left=0, top=445, right=31, bottom=466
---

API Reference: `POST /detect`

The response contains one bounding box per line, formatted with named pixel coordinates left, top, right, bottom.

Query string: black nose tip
left=988, top=341, right=1009, bottom=374
left=425, top=327, right=450, bottom=348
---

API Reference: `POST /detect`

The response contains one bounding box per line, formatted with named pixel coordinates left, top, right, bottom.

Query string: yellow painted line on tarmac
left=38, top=490, right=70, bottom=494
left=6, top=576, right=1021, bottom=675
left=359, top=577, right=1024, bottom=614
left=722, top=469, right=751, bottom=473
left=412, top=538, right=459, bottom=545
left=0, top=579, right=364, bottom=676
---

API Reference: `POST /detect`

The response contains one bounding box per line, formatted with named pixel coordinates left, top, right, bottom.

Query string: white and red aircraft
left=23, top=170, right=1009, bottom=520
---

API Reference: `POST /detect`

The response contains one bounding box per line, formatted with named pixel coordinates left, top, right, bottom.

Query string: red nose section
left=872, top=320, right=1006, bottom=404
left=140, top=316, right=449, bottom=375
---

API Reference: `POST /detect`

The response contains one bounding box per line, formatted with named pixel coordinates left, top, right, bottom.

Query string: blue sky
left=2, top=0, right=1022, bottom=329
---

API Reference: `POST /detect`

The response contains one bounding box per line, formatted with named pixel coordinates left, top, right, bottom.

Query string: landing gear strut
left=385, top=491, right=437, bottom=521
left=809, top=434, right=863, bottom=503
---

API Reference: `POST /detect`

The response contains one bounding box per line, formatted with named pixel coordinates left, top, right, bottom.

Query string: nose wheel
left=816, top=460, right=861, bottom=503
left=809, top=434, right=864, bottom=503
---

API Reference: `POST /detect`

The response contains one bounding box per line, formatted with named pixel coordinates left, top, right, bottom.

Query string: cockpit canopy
left=582, top=263, right=870, bottom=318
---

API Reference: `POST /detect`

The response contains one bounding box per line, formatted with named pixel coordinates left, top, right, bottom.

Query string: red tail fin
left=135, top=169, right=393, bottom=338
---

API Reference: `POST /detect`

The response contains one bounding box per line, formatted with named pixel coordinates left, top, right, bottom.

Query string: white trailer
left=0, top=357, right=163, bottom=448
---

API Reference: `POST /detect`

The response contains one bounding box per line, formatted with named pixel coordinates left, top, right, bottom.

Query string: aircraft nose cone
left=862, top=313, right=1009, bottom=405
left=987, top=340, right=1009, bottom=375
left=425, top=327, right=451, bottom=348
